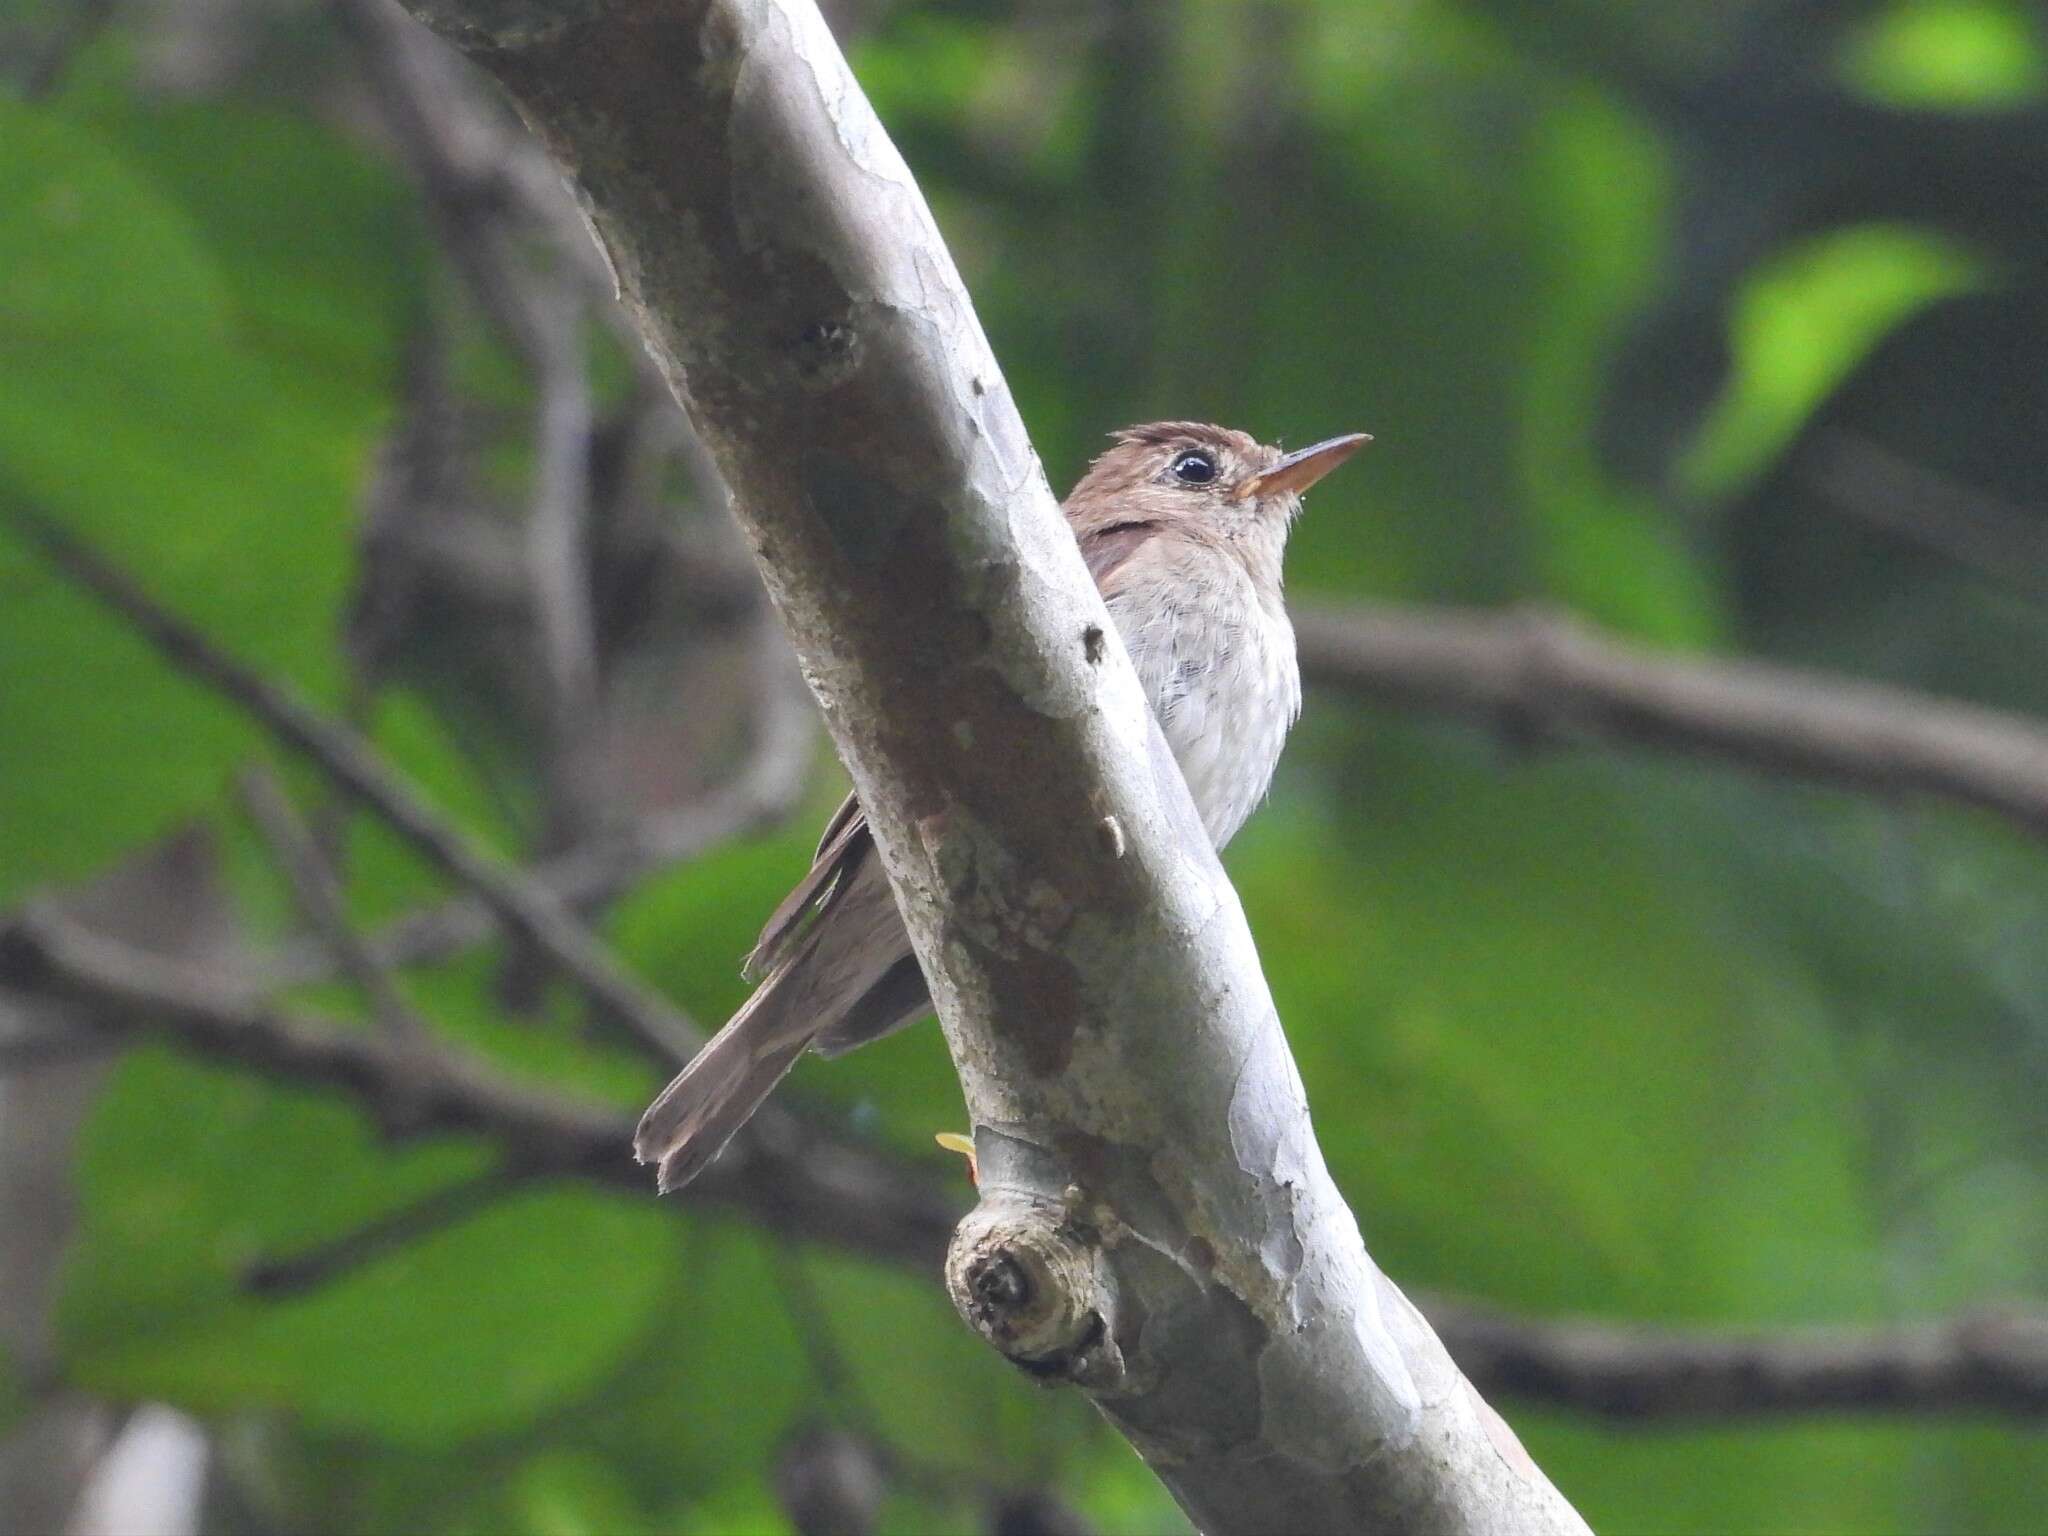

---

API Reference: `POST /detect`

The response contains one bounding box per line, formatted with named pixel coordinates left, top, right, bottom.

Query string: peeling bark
left=391, top=1, right=1590, bottom=1528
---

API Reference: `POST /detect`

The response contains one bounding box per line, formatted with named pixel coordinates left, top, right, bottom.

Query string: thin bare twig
left=1801, top=429, right=2048, bottom=605
left=9, top=907, right=2044, bottom=1422
left=238, top=766, right=433, bottom=1046
left=1295, top=603, right=2048, bottom=841
left=17, top=0, right=115, bottom=100
left=0, top=907, right=958, bottom=1270
left=769, top=1239, right=884, bottom=1422
left=242, top=1165, right=527, bottom=1297
left=2, top=503, right=700, bottom=1065
left=1427, top=1296, right=2048, bottom=1420
left=263, top=628, right=815, bottom=986
left=329, top=0, right=638, bottom=338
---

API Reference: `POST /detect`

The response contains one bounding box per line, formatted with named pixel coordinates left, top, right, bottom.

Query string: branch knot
left=945, top=1192, right=1125, bottom=1389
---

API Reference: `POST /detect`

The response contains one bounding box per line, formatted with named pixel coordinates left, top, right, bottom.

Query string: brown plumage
left=634, top=422, right=1368, bottom=1192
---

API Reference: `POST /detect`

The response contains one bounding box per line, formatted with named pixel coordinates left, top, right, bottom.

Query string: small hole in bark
left=798, top=319, right=852, bottom=351
left=793, top=319, right=858, bottom=382
left=973, top=1253, right=1030, bottom=1312
left=1083, top=625, right=1105, bottom=664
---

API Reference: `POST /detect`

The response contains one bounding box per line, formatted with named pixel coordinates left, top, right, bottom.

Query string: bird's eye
left=1170, top=450, right=1217, bottom=486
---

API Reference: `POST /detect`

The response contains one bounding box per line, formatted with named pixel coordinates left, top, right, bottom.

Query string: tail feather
left=633, top=979, right=815, bottom=1193
left=635, top=847, right=917, bottom=1193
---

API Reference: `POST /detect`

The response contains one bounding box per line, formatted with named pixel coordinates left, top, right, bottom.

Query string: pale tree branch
left=390, top=1, right=1587, bottom=1529
left=1296, top=602, right=2048, bottom=840
left=524, top=285, right=602, bottom=745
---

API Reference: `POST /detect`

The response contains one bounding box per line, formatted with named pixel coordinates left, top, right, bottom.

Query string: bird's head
left=1067, top=422, right=1370, bottom=545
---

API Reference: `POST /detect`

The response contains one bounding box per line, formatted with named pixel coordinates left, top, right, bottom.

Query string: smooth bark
left=390, top=1, right=1588, bottom=1528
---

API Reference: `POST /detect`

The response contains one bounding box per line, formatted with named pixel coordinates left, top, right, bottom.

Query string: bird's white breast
left=1108, top=550, right=1301, bottom=849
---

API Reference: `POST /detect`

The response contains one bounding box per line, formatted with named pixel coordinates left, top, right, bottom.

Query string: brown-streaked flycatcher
left=636, top=422, right=1368, bottom=1191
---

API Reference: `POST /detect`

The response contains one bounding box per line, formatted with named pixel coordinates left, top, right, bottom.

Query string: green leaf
left=0, top=99, right=392, bottom=900
left=1235, top=722, right=1880, bottom=1317
left=509, top=1450, right=654, bottom=1536
left=1838, top=1, right=2046, bottom=111
left=1679, top=225, right=1990, bottom=501
left=63, top=100, right=423, bottom=420
left=60, top=1050, right=672, bottom=1446
left=1517, top=95, right=1719, bottom=644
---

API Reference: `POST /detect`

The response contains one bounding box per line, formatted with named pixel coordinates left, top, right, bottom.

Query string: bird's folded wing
left=1076, top=520, right=1162, bottom=586
left=742, top=789, right=873, bottom=982
left=743, top=520, right=1159, bottom=985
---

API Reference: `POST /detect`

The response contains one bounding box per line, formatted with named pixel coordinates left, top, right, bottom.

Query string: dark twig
left=1296, top=603, right=2048, bottom=841
left=1800, top=429, right=2048, bottom=605
left=264, top=631, right=814, bottom=986
left=9, top=905, right=2043, bottom=1421
left=0, top=1028, right=115, bottom=1072
left=238, top=766, right=432, bottom=1046
left=769, top=1239, right=882, bottom=1422
left=329, top=0, right=640, bottom=341
left=772, top=1425, right=887, bottom=1536
left=0, top=907, right=958, bottom=1270
left=17, top=0, right=115, bottom=100
left=336, top=0, right=653, bottom=901
left=1429, top=1296, right=2048, bottom=1420
left=3, top=503, right=701, bottom=1065
left=774, top=1253, right=1103, bottom=1535
left=242, top=1165, right=526, bottom=1298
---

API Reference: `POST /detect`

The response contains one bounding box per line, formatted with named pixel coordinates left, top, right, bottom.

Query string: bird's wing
left=742, top=789, right=873, bottom=982
left=744, top=520, right=1158, bottom=985
left=1076, top=520, right=1163, bottom=587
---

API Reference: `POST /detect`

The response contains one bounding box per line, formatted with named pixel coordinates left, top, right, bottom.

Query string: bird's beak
left=1235, top=432, right=1372, bottom=501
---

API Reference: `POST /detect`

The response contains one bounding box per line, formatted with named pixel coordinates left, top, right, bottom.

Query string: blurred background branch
left=1297, top=603, right=2048, bottom=839
left=8, top=900, right=2041, bottom=1421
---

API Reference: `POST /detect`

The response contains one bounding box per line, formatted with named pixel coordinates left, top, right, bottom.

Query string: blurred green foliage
left=1840, top=0, right=2046, bottom=107
left=3, top=1, right=2046, bottom=1532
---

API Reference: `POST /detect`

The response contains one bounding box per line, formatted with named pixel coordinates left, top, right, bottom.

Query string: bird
left=635, top=421, right=1369, bottom=1192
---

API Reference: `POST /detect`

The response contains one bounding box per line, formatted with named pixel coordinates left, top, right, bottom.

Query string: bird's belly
left=1118, top=595, right=1301, bottom=849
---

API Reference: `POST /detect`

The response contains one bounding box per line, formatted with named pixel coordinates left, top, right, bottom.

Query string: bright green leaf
left=1838, top=1, right=2046, bottom=111
left=1680, top=225, right=1989, bottom=500
left=0, top=100, right=382, bottom=900
left=511, top=1450, right=654, bottom=1536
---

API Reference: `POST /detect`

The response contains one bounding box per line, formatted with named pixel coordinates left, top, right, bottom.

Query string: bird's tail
left=632, top=975, right=814, bottom=1194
